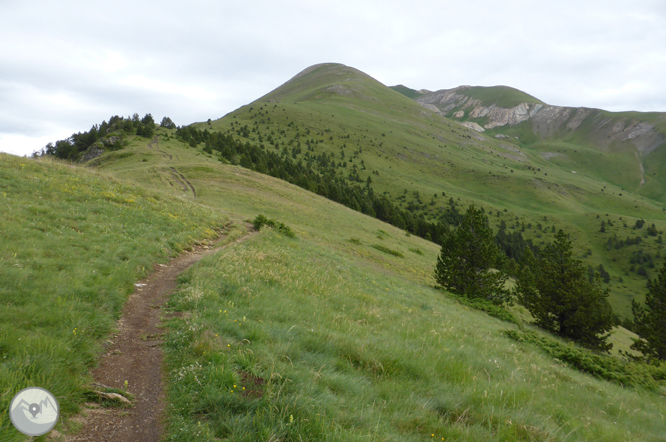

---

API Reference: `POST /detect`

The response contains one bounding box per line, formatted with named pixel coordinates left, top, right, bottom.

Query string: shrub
left=371, top=244, right=404, bottom=258
left=503, top=329, right=666, bottom=389
left=451, top=295, right=520, bottom=324
left=252, top=214, right=295, bottom=238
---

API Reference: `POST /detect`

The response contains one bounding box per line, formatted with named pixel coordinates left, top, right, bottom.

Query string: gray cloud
left=1, top=0, right=665, bottom=156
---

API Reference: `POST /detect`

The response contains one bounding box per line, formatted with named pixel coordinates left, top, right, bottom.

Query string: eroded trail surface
left=65, top=233, right=253, bottom=442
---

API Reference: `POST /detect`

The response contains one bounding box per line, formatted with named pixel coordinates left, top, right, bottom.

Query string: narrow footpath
left=63, top=232, right=254, bottom=441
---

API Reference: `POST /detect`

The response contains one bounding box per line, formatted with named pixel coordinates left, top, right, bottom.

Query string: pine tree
left=631, top=261, right=666, bottom=360
left=160, top=116, right=176, bottom=129
left=516, top=230, right=614, bottom=351
left=435, top=205, right=508, bottom=302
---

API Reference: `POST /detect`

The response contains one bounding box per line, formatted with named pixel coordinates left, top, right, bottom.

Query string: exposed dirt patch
left=239, top=371, right=265, bottom=399
left=169, top=167, right=190, bottom=193
left=540, top=152, right=563, bottom=161
left=635, top=150, right=645, bottom=187
left=170, top=167, right=196, bottom=198
left=147, top=136, right=173, bottom=160
left=60, top=231, right=255, bottom=442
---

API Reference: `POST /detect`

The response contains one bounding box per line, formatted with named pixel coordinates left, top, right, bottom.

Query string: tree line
left=178, top=127, right=452, bottom=245
left=179, top=125, right=559, bottom=274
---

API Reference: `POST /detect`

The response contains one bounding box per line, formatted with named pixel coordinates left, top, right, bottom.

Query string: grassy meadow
left=162, top=229, right=666, bottom=441
left=0, top=153, right=224, bottom=441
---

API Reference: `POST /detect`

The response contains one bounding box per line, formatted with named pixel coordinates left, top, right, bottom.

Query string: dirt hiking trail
left=61, top=231, right=255, bottom=442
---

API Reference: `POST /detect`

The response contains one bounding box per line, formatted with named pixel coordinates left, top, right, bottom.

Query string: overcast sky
left=2, top=0, right=665, bottom=156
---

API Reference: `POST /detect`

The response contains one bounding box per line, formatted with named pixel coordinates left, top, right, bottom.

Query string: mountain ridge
left=415, top=85, right=666, bottom=157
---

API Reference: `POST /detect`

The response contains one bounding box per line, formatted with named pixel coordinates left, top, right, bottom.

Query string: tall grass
left=0, top=154, right=224, bottom=441
left=163, top=231, right=666, bottom=441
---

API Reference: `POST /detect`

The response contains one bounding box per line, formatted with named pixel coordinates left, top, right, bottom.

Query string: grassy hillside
left=0, top=153, right=224, bottom=441
left=195, top=63, right=666, bottom=318
left=421, top=85, right=666, bottom=204
left=390, top=85, right=425, bottom=100
left=83, top=131, right=666, bottom=441
left=3, top=126, right=666, bottom=440
left=164, top=230, right=666, bottom=441
left=462, top=85, right=545, bottom=108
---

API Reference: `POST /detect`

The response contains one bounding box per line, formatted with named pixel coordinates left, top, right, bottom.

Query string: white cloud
left=1, top=0, right=665, bottom=156
left=119, top=75, right=216, bottom=102
left=95, top=51, right=130, bottom=73
left=0, top=132, right=69, bottom=157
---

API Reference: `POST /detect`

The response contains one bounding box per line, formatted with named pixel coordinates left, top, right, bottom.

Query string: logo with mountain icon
left=9, top=387, right=59, bottom=436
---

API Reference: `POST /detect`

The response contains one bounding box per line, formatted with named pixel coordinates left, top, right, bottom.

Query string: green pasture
left=0, top=153, right=224, bottom=441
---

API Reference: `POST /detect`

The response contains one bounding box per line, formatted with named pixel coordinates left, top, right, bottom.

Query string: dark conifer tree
left=631, top=261, right=666, bottom=360
left=516, top=230, right=614, bottom=351
left=435, top=205, right=508, bottom=302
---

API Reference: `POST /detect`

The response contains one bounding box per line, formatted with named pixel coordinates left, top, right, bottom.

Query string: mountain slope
left=203, top=63, right=666, bottom=318
left=389, top=84, right=428, bottom=99
left=71, top=131, right=666, bottom=441
left=416, top=86, right=666, bottom=198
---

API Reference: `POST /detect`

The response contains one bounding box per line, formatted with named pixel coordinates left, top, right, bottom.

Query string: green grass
left=389, top=85, right=424, bottom=100
left=163, top=230, right=666, bottom=441
left=462, top=85, right=545, bottom=108
left=0, top=153, right=224, bottom=441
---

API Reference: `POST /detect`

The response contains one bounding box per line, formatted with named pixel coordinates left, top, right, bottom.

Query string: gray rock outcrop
left=416, top=87, right=665, bottom=157
left=79, top=144, right=105, bottom=163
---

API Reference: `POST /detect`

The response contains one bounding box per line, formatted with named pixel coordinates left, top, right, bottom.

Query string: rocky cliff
left=417, top=86, right=666, bottom=158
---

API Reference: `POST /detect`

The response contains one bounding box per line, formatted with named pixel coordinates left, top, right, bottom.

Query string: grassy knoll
left=389, top=85, right=425, bottom=100
left=0, top=153, right=224, bottom=441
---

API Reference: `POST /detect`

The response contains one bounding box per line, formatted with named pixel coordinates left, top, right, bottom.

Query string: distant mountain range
left=391, top=83, right=666, bottom=201
left=406, top=85, right=664, bottom=154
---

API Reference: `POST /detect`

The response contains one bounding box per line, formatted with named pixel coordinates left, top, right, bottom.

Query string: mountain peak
left=389, top=84, right=427, bottom=100
left=448, top=85, right=545, bottom=108
left=257, top=63, right=380, bottom=103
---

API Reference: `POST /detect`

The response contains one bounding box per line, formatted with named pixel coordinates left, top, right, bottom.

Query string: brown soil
left=61, top=232, right=254, bottom=442
left=170, top=167, right=196, bottom=198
